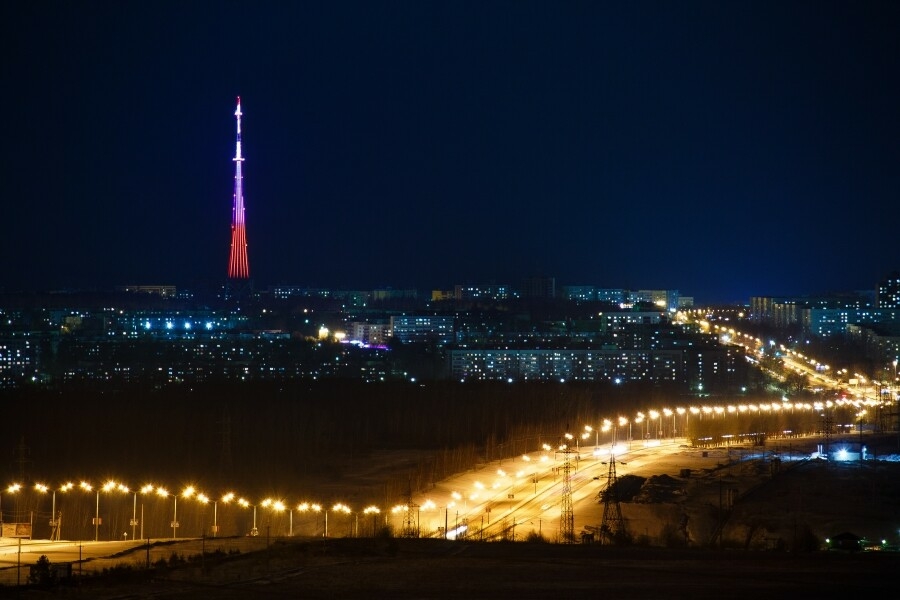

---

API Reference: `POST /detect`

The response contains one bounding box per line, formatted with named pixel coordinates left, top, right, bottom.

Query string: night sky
left=4, top=1, right=899, bottom=304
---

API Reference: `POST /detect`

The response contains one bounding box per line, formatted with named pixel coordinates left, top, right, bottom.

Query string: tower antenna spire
left=227, top=96, right=250, bottom=282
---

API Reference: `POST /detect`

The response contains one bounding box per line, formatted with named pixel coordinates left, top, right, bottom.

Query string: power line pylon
left=821, top=411, right=833, bottom=460
left=400, top=477, right=420, bottom=538
left=559, top=438, right=575, bottom=543
left=599, top=451, right=626, bottom=544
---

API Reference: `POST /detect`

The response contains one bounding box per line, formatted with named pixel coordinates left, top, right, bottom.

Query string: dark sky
left=3, top=1, right=899, bottom=304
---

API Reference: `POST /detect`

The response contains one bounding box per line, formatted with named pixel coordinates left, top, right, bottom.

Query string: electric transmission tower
left=599, top=450, right=626, bottom=544
left=400, top=477, right=420, bottom=538
left=558, top=437, right=575, bottom=543
left=821, top=410, right=833, bottom=459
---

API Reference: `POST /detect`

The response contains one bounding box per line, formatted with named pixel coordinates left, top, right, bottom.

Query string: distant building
left=560, top=286, right=626, bottom=303
left=372, top=289, right=418, bottom=301
left=596, top=288, right=627, bottom=304
left=634, top=289, right=680, bottom=311
left=449, top=344, right=744, bottom=390
left=677, top=296, right=694, bottom=308
left=751, top=292, right=877, bottom=331
left=269, top=286, right=372, bottom=307
left=0, top=335, right=36, bottom=387
left=454, top=284, right=513, bottom=302
left=390, top=315, right=455, bottom=345
left=805, top=308, right=900, bottom=337
left=846, top=322, right=900, bottom=366
left=116, top=285, right=177, bottom=298
left=346, top=321, right=391, bottom=345
left=877, top=271, right=900, bottom=309
left=431, top=289, right=455, bottom=302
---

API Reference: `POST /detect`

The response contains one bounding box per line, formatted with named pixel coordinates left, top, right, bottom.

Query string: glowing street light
left=635, top=411, right=646, bottom=441
left=154, top=487, right=179, bottom=539
left=213, top=492, right=235, bottom=537
left=332, top=503, right=352, bottom=537
left=264, top=499, right=287, bottom=535
left=81, top=480, right=125, bottom=542
left=34, top=482, right=72, bottom=541
left=195, top=492, right=210, bottom=536
left=180, top=486, right=211, bottom=537
left=258, top=498, right=286, bottom=536
left=1, top=483, right=22, bottom=540
left=137, top=484, right=156, bottom=539
left=34, top=483, right=49, bottom=533
left=78, top=481, right=96, bottom=539
left=238, top=498, right=258, bottom=536
left=303, top=502, right=324, bottom=536
left=260, top=498, right=274, bottom=535
left=363, top=506, right=381, bottom=537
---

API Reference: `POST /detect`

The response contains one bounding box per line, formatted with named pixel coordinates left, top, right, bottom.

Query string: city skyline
left=4, top=2, right=899, bottom=304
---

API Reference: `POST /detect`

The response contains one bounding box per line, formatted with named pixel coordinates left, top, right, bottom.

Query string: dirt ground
left=16, top=537, right=898, bottom=599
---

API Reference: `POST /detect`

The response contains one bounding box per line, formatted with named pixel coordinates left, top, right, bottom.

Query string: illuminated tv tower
left=227, top=96, right=250, bottom=280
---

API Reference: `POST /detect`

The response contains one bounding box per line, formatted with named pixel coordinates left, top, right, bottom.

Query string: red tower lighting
left=228, top=96, right=250, bottom=279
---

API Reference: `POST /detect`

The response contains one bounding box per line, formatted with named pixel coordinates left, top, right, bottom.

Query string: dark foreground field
left=13, top=537, right=898, bottom=600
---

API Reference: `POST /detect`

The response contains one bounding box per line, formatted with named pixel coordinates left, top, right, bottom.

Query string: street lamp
left=309, top=503, right=323, bottom=537
left=635, top=412, right=645, bottom=442
left=363, top=506, right=380, bottom=537
left=155, top=487, right=179, bottom=539
left=649, top=410, right=660, bottom=440
left=2, top=483, right=22, bottom=533
left=601, top=419, right=612, bottom=447
left=130, top=488, right=138, bottom=541
left=137, top=484, right=155, bottom=539
left=79, top=481, right=98, bottom=540
left=81, top=480, right=123, bottom=542
left=35, top=482, right=72, bottom=541
left=195, top=492, right=210, bottom=536
left=213, top=492, right=234, bottom=538
left=238, top=498, right=258, bottom=536
left=84, top=481, right=102, bottom=541
left=618, top=416, right=629, bottom=449
left=264, top=499, right=287, bottom=536
left=112, top=482, right=130, bottom=539
left=34, top=483, right=49, bottom=537
left=113, top=483, right=130, bottom=541
left=260, top=498, right=273, bottom=537
left=332, top=503, right=351, bottom=537
left=296, top=502, right=313, bottom=536
left=259, top=498, right=286, bottom=536
left=182, top=486, right=211, bottom=537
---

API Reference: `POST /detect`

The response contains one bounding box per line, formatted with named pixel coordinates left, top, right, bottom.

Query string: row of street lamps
left=2, top=481, right=387, bottom=542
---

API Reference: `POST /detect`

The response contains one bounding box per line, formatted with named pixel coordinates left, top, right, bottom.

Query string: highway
left=414, top=437, right=700, bottom=543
